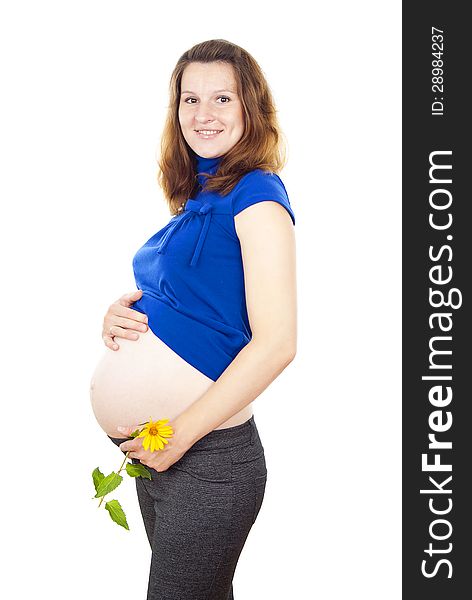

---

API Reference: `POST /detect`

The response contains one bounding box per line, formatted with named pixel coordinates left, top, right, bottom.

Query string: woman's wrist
left=171, top=412, right=200, bottom=450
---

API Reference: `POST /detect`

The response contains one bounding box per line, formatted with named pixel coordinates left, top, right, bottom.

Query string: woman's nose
left=194, top=102, right=216, bottom=123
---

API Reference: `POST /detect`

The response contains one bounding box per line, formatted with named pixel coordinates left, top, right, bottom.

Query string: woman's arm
left=176, top=199, right=297, bottom=447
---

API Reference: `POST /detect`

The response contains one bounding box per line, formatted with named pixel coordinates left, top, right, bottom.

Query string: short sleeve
left=231, top=169, right=295, bottom=225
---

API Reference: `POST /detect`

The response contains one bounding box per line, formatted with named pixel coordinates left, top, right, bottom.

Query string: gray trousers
left=108, top=416, right=267, bottom=599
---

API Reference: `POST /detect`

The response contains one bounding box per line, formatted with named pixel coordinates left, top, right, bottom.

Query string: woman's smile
left=195, top=129, right=223, bottom=139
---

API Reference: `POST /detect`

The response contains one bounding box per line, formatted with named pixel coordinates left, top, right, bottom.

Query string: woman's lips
left=195, top=130, right=223, bottom=139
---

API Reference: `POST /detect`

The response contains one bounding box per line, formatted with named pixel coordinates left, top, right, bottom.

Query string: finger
left=119, top=441, right=142, bottom=455
left=122, top=307, right=148, bottom=323
left=119, top=290, right=143, bottom=306
left=107, top=326, right=141, bottom=341
left=112, top=316, right=148, bottom=332
left=123, top=289, right=143, bottom=299
left=102, top=334, right=119, bottom=350
left=107, top=302, right=148, bottom=323
left=126, top=450, right=141, bottom=459
left=119, top=440, right=133, bottom=452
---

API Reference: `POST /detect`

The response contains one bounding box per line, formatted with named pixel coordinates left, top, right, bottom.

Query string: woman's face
left=178, top=61, right=244, bottom=159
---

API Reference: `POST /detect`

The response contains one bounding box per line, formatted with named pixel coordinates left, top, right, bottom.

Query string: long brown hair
left=157, top=39, right=287, bottom=215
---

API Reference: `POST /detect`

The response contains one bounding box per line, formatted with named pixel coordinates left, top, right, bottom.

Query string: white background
left=0, top=1, right=401, bottom=598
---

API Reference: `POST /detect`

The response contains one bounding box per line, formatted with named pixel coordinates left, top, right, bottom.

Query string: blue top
left=130, top=151, right=296, bottom=381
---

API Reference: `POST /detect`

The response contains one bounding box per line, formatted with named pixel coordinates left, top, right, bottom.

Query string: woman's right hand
left=102, top=289, right=149, bottom=351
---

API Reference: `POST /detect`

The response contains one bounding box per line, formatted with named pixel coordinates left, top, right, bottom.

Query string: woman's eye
left=183, top=96, right=231, bottom=105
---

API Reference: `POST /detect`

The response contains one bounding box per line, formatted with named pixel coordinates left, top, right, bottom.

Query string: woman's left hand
left=117, top=418, right=194, bottom=472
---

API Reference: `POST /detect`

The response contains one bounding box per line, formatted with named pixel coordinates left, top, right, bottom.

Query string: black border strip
left=403, top=3, right=471, bottom=596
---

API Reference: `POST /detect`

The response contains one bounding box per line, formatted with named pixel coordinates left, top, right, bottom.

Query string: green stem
left=118, top=450, right=131, bottom=474
left=98, top=450, right=131, bottom=508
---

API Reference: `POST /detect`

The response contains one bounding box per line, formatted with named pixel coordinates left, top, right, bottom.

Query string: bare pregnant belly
left=89, top=328, right=253, bottom=437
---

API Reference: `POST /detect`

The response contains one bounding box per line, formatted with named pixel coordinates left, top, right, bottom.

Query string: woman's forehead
left=181, top=62, right=237, bottom=93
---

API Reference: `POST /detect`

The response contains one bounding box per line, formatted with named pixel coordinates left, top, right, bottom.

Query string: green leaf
left=94, top=471, right=123, bottom=498
left=105, top=499, right=129, bottom=530
left=92, top=467, right=105, bottom=492
left=126, top=462, right=152, bottom=479
left=129, top=422, right=147, bottom=438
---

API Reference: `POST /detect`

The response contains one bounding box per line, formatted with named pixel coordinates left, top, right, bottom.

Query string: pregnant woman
left=89, top=38, right=297, bottom=600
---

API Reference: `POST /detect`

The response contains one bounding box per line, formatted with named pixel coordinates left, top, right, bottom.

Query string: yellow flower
left=137, top=418, right=174, bottom=452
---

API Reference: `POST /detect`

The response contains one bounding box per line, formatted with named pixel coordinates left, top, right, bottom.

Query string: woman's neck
left=193, top=151, right=222, bottom=176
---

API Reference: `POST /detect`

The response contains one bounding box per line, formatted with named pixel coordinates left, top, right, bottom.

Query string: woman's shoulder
left=231, top=169, right=295, bottom=225
left=234, top=168, right=287, bottom=191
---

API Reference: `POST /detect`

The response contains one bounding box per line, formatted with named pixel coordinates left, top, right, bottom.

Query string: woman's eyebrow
left=181, top=88, right=237, bottom=95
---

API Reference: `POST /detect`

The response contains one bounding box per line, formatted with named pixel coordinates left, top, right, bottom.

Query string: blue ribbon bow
left=156, top=199, right=212, bottom=267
